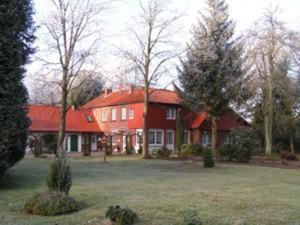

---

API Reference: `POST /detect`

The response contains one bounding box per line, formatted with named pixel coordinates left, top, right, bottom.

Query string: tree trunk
left=290, top=134, right=295, bottom=153
left=211, top=116, right=218, bottom=152
left=264, top=113, right=272, bottom=155
left=57, top=73, right=68, bottom=153
left=142, top=85, right=151, bottom=159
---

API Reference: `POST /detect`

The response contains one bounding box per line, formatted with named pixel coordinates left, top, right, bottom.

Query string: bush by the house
left=25, top=191, right=78, bottom=216
left=47, top=152, right=72, bottom=194
left=137, top=147, right=142, bottom=155
left=218, top=143, right=251, bottom=162
left=202, top=148, right=214, bottom=168
left=105, top=205, right=137, bottom=225
left=182, top=209, right=203, bottom=225
left=180, top=144, right=202, bottom=158
left=125, top=147, right=134, bottom=155
left=152, top=147, right=172, bottom=158
left=280, top=151, right=298, bottom=161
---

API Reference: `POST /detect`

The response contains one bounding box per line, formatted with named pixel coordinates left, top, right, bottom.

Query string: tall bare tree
left=246, top=6, right=297, bottom=155
left=121, top=0, right=182, bottom=158
left=40, top=0, right=106, bottom=152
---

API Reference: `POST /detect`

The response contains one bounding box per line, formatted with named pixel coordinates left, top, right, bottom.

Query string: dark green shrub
left=137, top=147, right=142, bottom=155
left=106, top=205, right=137, bottom=225
left=152, top=147, right=172, bottom=158
left=218, top=143, right=251, bottom=162
left=180, top=144, right=202, bottom=158
left=202, top=148, right=214, bottom=168
left=183, top=209, right=203, bottom=225
left=25, top=191, right=78, bottom=216
left=47, top=152, right=72, bottom=194
left=125, top=147, right=134, bottom=155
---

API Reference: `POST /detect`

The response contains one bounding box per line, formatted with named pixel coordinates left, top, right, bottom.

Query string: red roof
left=83, top=87, right=182, bottom=108
left=27, top=105, right=101, bottom=133
left=191, top=112, right=208, bottom=128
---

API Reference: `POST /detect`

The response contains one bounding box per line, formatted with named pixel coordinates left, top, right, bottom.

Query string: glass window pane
left=167, top=131, right=173, bottom=144
left=156, top=131, right=162, bottom=144
left=149, top=131, right=155, bottom=144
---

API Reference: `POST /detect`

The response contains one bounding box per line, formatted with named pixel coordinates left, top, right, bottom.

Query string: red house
left=27, top=86, right=249, bottom=154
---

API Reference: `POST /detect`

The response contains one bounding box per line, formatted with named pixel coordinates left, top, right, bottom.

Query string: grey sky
left=27, top=0, right=300, bottom=90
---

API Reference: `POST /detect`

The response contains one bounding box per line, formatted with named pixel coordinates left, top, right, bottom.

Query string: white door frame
left=166, top=129, right=175, bottom=151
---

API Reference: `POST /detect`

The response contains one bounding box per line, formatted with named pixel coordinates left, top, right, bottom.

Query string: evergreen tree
left=0, top=0, right=35, bottom=176
left=179, top=0, right=244, bottom=150
left=176, top=109, right=184, bottom=153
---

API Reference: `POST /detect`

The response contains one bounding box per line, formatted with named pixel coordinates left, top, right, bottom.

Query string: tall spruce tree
left=179, top=0, right=243, bottom=150
left=0, top=0, right=35, bottom=176
left=176, top=109, right=184, bottom=153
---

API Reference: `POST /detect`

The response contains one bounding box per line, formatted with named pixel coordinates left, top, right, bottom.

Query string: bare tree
left=246, top=6, right=298, bottom=155
left=121, top=0, right=182, bottom=158
left=39, top=0, right=107, bottom=152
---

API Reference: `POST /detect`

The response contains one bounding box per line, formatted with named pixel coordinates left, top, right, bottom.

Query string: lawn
left=0, top=156, right=300, bottom=225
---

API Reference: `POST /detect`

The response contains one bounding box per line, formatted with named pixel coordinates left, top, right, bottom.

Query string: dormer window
left=101, top=110, right=107, bottom=122
left=84, top=114, right=93, bottom=122
left=166, top=108, right=176, bottom=120
left=121, top=108, right=127, bottom=120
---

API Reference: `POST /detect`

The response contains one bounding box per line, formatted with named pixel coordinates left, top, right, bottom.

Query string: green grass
left=1, top=156, right=300, bottom=225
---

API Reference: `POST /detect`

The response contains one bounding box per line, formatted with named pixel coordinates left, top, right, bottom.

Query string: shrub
left=47, top=151, right=72, bottom=194
left=202, top=148, right=214, bottom=168
left=105, top=205, right=137, bottom=225
left=180, top=144, right=202, bottom=158
left=152, top=147, right=172, bottom=159
left=183, top=209, right=203, bottom=225
left=137, top=147, right=142, bottom=155
left=125, top=147, right=134, bottom=155
left=280, top=151, right=298, bottom=161
left=25, top=191, right=78, bottom=216
left=218, top=144, right=251, bottom=162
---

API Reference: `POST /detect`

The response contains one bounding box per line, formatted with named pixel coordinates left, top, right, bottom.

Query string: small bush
left=202, top=148, right=214, bottom=168
left=218, top=144, right=251, bottom=162
left=180, top=144, right=202, bottom=158
left=137, top=147, right=142, bottom=155
left=25, top=191, right=78, bottom=216
left=106, top=205, right=137, bottom=225
left=152, top=147, right=172, bottom=159
left=183, top=209, right=203, bottom=225
left=280, top=151, right=298, bottom=161
left=125, top=147, right=134, bottom=155
left=47, top=151, right=72, bottom=194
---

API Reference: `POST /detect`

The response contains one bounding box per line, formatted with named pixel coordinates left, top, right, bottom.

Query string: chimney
left=105, top=88, right=112, bottom=96
left=129, top=85, right=135, bottom=94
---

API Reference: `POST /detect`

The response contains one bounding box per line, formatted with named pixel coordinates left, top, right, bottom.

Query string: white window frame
left=101, top=110, right=107, bottom=122
left=121, top=107, right=127, bottom=120
left=111, top=108, right=116, bottom=121
left=183, top=130, right=190, bottom=144
left=129, top=108, right=134, bottom=119
left=166, top=108, right=176, bottom=120
left=136, top=129, right=143, bottom=146
left=148, top=129, right=164, bottom=146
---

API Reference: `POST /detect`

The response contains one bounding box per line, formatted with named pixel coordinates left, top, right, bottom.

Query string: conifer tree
left=176, top=109, right=184, bottom=153
left=179, top=0, right=243, bottom=151
left=0, top=0, right=35, bottom=176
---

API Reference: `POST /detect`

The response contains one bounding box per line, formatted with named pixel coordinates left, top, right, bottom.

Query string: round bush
left=25, top=191, right=79, bottom=216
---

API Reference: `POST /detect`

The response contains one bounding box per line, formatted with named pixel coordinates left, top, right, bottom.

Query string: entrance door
left=91, top=136, right=97, bottom=151
left=70, top=135, right=78, bottom=152
left=166, top=130, right=174, bottom=151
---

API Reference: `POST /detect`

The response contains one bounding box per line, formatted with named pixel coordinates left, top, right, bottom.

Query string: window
left=202, top=131, right=212, bottom=145
left=166, top=130, right=174, bottom=145
left=224, top=134, right=233, bottom=144
left=111, top=108, right=116, bottom=121
left=121, top=108, right=127, bottom=120
left=183, top=130, right=189, bottom=144
left=101, top=110, right=107, bottom=122
left=166, top=108, right=176, bottom=120
left=148, top=130, right=164, bottom=145
left=129, top=108, right=134, bottom=119
left=136, top=130, right=143, bottom=145
left=84, top=114, right=93, bottom=122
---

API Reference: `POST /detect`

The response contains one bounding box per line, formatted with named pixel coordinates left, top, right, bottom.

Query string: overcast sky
left=27, top=0, right=300, bottom=91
